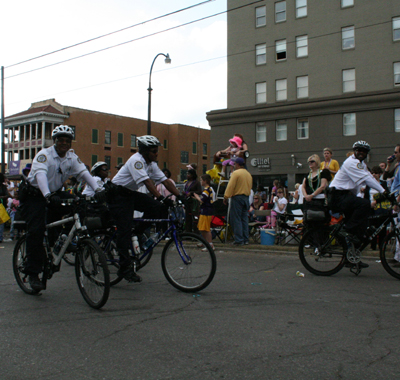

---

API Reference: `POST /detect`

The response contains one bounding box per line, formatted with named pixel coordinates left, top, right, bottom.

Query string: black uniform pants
left=108, top=191, right=167, bottom=267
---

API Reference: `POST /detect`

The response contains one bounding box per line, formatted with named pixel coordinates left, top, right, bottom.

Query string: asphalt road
left=1, top=240, right=400, bottom=380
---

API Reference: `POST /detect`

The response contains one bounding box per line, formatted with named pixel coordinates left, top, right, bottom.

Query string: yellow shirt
left=224, top=168, right=252, bottom=199
left=320, top=159, right=340, bottom=180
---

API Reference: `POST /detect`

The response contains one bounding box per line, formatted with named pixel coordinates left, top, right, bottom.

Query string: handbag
left=0, top=204, right=10, bottom=224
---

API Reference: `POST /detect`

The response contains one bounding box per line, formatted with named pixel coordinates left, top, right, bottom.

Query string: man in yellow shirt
left=223, top=157, right=253, bottom=245
left=320, top=147, right=340, bottom=181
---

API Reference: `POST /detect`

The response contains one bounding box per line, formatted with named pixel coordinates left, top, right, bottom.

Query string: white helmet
left=91, top=161, right=108, bottom=174
left=52, top=125, right=74, bottom=140
left=137, top=135, right=162, bottom=148
left=353, top=140, right=371, bottom=152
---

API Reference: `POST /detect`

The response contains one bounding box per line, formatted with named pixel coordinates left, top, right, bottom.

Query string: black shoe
left=344, top=260, right=369, bottom=269
left=28, top=275, right=45, bottom=292
left=117, top=261, right=142, bottom=283
left=244, top=241, right=249, bottom=245
left=339, top=231, right=362, bottom=248
left=232, top=241, right=244, bottom=246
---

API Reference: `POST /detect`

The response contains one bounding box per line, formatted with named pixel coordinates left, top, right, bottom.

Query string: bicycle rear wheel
left=161, top=232, right=217, bottom=292
left=75, top=238, right=110, bottom=309
left=380, top=231, right=400, bottom=280
left=12, top=235, right=40, bottom=295
left=299, top=227, right=346, bottom=276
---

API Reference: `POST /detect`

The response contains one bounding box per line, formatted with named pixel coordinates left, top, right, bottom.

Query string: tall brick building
left=4, top=99, right=211, bottom=182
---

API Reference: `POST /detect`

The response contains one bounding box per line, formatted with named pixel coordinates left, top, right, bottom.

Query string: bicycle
left=94, top=199, right=217, bottom=292
left=298, top=194, right=399, bottom=279
left=13, top=196, right=110, bottom=309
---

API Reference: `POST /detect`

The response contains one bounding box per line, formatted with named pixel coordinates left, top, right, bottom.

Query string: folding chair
left=248, top=210, right=271, bottom=243
left=275, top=203, right=304, bottom=246
left=210, top=199, right=232, bottom=243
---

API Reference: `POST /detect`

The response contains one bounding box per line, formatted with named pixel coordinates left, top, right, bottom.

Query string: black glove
left=46, top=193, right=62, bottom=206
left=176, top=194, right=185, bottom=204
left=158, top=196, right=174, bottom=208
left=94, top=190, right=107, bottom=203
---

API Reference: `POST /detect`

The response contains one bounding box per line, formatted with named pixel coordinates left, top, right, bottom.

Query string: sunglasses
left=149, top=148, right=159, bottom=154
left=308, top=160, right=316, bottom=164
left=100, top=168, right=108, bottom=172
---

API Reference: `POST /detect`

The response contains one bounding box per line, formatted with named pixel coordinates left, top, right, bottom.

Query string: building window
left=393, top=17, right=400, bottom=41
left=342, top=26, right=355, bottom=49
left=181, top=151, right=189, bottom=164
left=297, top=118, right=309, bottom=139
left=92, top=129, right=98, bottom=144
left=343, top=113, right=356, bottom=136
left=91, top=154, right=98, bottom=166
left=341, top=0, right=354, bottom=8
left=296, top=0, right=307, bottom=18
left=105, top=130, right=111, bottom=144
left=297, top=75, right=309, bottom=98
left=256, top=6, right=266, bottom=27
left=395, top=109, right=400, bottom=132
left=296, top=35, right=308, bottom=58
left=164, top=162, right=167, bottom=169
left=104, top=155, right=111, bottom=169
left=276, top=39, right=287, bottom=61
left=130, top=134, right=136, bottom=147
left=202, top=164, right=207, bottom=174
left=256, top=122, right=267, bottom=142
left=256, top=44, right=267, bottom=65
left=163, top=139, right=168, bottom=149
left=180, top=169, right=188, bottom=181
left=343, top=68, right=356, bottom=92
left=203, top=143, right=208, bottom=155
left=256, top=82, right=267, bottom=104
left=394, top=62, right=400, bottom=86
left=69, top=125, right=76, bottom=141
left=276, top=79, right=287, bottom=101
left=276, top=120, right=287, bottom=141
left=117, top=133, right=123, bottom=147
left=117, top=157, right=123, bottom=165
left=193, top=142, right=197, bottom=155
left=275, top=1, right=286, bottom=23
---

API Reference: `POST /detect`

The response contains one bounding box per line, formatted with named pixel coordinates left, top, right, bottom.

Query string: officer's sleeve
left=151, top=165, right=167, bottom=185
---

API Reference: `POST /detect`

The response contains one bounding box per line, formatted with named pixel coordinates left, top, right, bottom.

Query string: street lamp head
left=164, top=54, right=171, bottom=64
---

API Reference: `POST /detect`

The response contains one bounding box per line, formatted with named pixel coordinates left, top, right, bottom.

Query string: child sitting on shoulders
left=216, top=136, right=243, bottom=178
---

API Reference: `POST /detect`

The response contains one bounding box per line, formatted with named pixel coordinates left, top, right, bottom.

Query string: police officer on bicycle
left=109, top=135, right=180, bottom=283
left=328, top=141, right=386, bottom=266
left=21, top=125, right=106, bottom=292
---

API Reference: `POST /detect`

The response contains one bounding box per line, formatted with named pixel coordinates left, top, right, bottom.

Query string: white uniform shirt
left=112, top=152, right=167, bottom=191
left=330, top=155, right=385, bottom=195
left=82, top=176, right=106, bottom=196
left=28, top=145, right=87, bottom=192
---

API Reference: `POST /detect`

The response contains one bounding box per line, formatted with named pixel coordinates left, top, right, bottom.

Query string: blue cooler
left=260, top=229, right=276, bottom=245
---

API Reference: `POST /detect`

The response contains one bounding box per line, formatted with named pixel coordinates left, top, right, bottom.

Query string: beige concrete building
left=207, top=0, right=400, bottom=192
left=4, top=99, right=210, bottom=182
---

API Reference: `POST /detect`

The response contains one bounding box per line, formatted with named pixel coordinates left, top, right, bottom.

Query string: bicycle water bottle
left=143, top=236, right=155, bottom=250
left=53, top=234, right=67, bottom=255
left=132, top=235, right=140, bottom=255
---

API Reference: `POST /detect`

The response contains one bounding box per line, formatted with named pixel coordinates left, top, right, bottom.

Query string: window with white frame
left=297, top=75, right=309, bottom=98
left=256, top=122, right=267, bottom=142
left=343, top=68, right=356, bottom=92
left=256, top=82, right=267, bottom=103
left=276, top=39, right=287, bottom=61
left=296, top=0, right=307, bottom=18
left=276, top=79, right=287, bottom=101
left=296, top=35, right=308, bottom=57
left=341, top=0, right=354, bottom=8
left=393, top=17, right=400, bottom=41
left=297, top=118, right=309, bottom=139
left=276, top=120, right=287, bottom=141
left=394, top=62, right=400, bottom=85
left=256, top=6, right=266, bottom=27
left=275, top=1, right=286, bottom=23
left=343, top=113, right=356, bottom=136
left=256, top=44, right=267, bottom=65
left=395, top=109, right=400, bottom=132
left=342, top=26, right=355, bottom=49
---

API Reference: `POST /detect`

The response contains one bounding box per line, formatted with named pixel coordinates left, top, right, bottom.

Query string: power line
left=5, top=0, right=215, bottom=69
left=4, top=0, right=264, bottom=80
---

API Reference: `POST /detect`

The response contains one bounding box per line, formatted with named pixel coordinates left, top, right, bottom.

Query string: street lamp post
left=147, top=53, right=171, bottom=135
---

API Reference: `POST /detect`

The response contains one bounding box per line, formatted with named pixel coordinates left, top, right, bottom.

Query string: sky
left=0, top=0, right=227, bottom=130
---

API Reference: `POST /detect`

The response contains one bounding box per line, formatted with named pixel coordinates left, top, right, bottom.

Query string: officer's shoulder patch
left=37, top=154, right=47, bottom=163
left=134, top=161, right=144, bottom=170
left=357, top=163, right=363, bottom=169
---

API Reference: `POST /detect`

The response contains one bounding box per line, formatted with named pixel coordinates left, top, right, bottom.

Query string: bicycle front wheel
left=75, top=238, right=110, bottom=309
left=161, top=232, right=216, bottom=292
left=380, top=231, right=400, bottom=280
left=299, top=227, right=346, bottom=276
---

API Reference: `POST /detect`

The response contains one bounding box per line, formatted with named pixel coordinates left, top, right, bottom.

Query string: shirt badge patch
left=134, top=161, right=144, bottom=170
left=357, top=163, right=363, bottom=169
left=37, top=154, right=47, bottom=163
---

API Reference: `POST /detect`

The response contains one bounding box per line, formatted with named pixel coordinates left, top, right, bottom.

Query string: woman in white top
left=156, top=168, right=177, bottom=201
left=265, top=187, right=287, bottom=228
left=82, top=161, right=108, bottom=196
